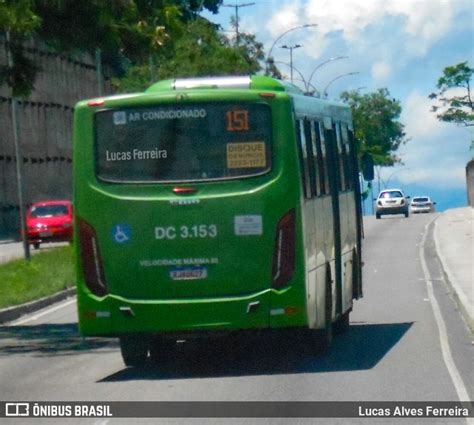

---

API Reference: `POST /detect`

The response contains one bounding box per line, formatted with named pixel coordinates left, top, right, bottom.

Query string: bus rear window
left=94, top=103, right=272, bottom=183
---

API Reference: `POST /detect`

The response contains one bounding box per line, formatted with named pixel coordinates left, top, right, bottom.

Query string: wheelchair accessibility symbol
left=111, top=224, right=131, bottom=244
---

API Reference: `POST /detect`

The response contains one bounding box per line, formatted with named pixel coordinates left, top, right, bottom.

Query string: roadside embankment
left=434, top=207, right=474, bottom=332
left=0, top=245, right=75, bottom=323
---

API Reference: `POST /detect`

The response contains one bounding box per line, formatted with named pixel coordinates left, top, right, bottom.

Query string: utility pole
left=223, top=2, right=255, bottom=44
left=6, top=31, right=30, bottom=261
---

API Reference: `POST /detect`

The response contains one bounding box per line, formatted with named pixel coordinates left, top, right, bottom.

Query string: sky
left=202, top=0, right=474, bottom=212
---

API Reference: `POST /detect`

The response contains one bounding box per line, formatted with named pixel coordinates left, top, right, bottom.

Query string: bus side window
left=318, top=122, right=330, bottom=195
left=335, top=122, right=345, bottom=191
left=347, top=127, right=357, bottom=188
left=304, top=119, right=317, bottom=198
left=296, top=119, right=312, bottom=199
left=312, top=121, right=325, bottom=196
left=341, top=123, right=352, bottom=191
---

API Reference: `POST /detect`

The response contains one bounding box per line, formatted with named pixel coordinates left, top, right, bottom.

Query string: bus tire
left=310, top=268, right=333, bottom=355
left=149, top=337, right=175, bottom=363
left=334, top=311, right=350, bottom=334
left=119, top=335, right=149, bottom=367
left=352, top=250, right=362, bottom=299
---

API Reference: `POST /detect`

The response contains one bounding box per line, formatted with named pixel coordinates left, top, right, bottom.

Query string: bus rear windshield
left=95, top=102, right=272, bottom=183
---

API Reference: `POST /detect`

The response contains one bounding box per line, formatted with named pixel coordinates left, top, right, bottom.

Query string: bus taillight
left=87, top=99, right=105, bottom=107
left=77, top=218, right=108, bottom=296
left=272, top=209, right=296, bottom=289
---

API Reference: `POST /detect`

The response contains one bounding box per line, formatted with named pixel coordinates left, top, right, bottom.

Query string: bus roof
left=79, top=75, right=351, bottom=126
left=144, top=75, right=352, bottom=124
left=146, top=75, right=304, bottom=95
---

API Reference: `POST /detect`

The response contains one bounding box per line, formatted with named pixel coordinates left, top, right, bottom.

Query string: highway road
left=1, top=214, right=473, bottom=424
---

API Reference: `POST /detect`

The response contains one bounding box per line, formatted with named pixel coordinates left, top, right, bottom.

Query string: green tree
left=158, top=18, right=263, bottom=76
left=0, top=0, right=223, bottom=96
left=429, top=61, right=473, bottom=127
left=115, top=17, right=265, bottom=92
left=429, top=61, right=473, bottom=149
left=0, top=0, right=39, bottom=33
left=264, top=57, right=283, bottom=80
left=0, top=0, right=41, bottom=96
left=340, top=88, right=408, bottom=166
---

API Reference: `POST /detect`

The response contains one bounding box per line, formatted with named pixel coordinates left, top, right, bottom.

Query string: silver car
left=375, top=189, right=410, bottom=219
left=410, top=196, right=436, bottom=214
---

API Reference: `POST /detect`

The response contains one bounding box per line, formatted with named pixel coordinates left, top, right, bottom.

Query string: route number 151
left=226, top=110, right=249, bottom=131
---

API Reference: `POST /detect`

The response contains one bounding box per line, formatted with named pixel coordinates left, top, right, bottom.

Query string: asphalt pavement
left=0, top=208, right=472, bottom=333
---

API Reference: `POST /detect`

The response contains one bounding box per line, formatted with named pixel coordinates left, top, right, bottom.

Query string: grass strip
left=0, top=246, right=75, bottom=309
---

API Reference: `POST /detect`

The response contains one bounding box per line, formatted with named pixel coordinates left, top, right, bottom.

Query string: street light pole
left=323, top=71, right=359, bottom=98
left=383, top=167, right=411, bottom=188
left=281, top=44, right=301, bottom=84
left=6, top=31, right=30, bottom=261
left=273, top=61, right=309, bottom=90
left=307, top=56, right=348, bottom=92
left=274, top=61, right=319, bottom=94
left=95, top=49, right=103, bottom=96
left=265, top=24, right=317, bottom=74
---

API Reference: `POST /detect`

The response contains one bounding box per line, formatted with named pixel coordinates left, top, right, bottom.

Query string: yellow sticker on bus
left=227, top=142, right=266, bottom=168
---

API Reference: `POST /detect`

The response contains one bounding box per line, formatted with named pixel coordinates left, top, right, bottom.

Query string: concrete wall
left=467, top=159, right=474, bottom=207
left=0, top=36, right=113, bottom=237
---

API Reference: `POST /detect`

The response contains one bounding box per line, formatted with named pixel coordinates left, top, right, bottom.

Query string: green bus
left=73, top=75, right=366, bottom=366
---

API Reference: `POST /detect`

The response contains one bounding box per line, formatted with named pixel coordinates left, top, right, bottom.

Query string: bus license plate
left=170, top=266, right=208, bottom=281
left=39, top=231, right=53, bottom=237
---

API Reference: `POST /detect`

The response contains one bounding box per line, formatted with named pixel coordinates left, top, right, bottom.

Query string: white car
left=410, top=196, right=436, bottom=213
left=375, top=189, right=410, bottom=219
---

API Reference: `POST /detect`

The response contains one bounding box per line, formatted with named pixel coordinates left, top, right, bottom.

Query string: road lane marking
left=420, top=217, right=473, bottom=425
left=9, top=298, right=77, bottom=326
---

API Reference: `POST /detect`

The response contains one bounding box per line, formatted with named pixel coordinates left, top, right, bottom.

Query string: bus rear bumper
left=77, top=287, right=307, bottom=337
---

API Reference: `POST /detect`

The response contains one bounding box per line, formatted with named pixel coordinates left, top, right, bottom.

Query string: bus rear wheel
left=119, top=335, right=149, bottom=367
left=334, top=311, right=350, bottom=334
left=149, top=337, right=175, bottom=363
left=352, top=249, right=362, bottom=300
left=310, top=268, right=333, bottom=355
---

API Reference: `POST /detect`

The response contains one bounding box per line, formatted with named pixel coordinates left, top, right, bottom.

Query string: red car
left=26, top=200, right=73, bottom=249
